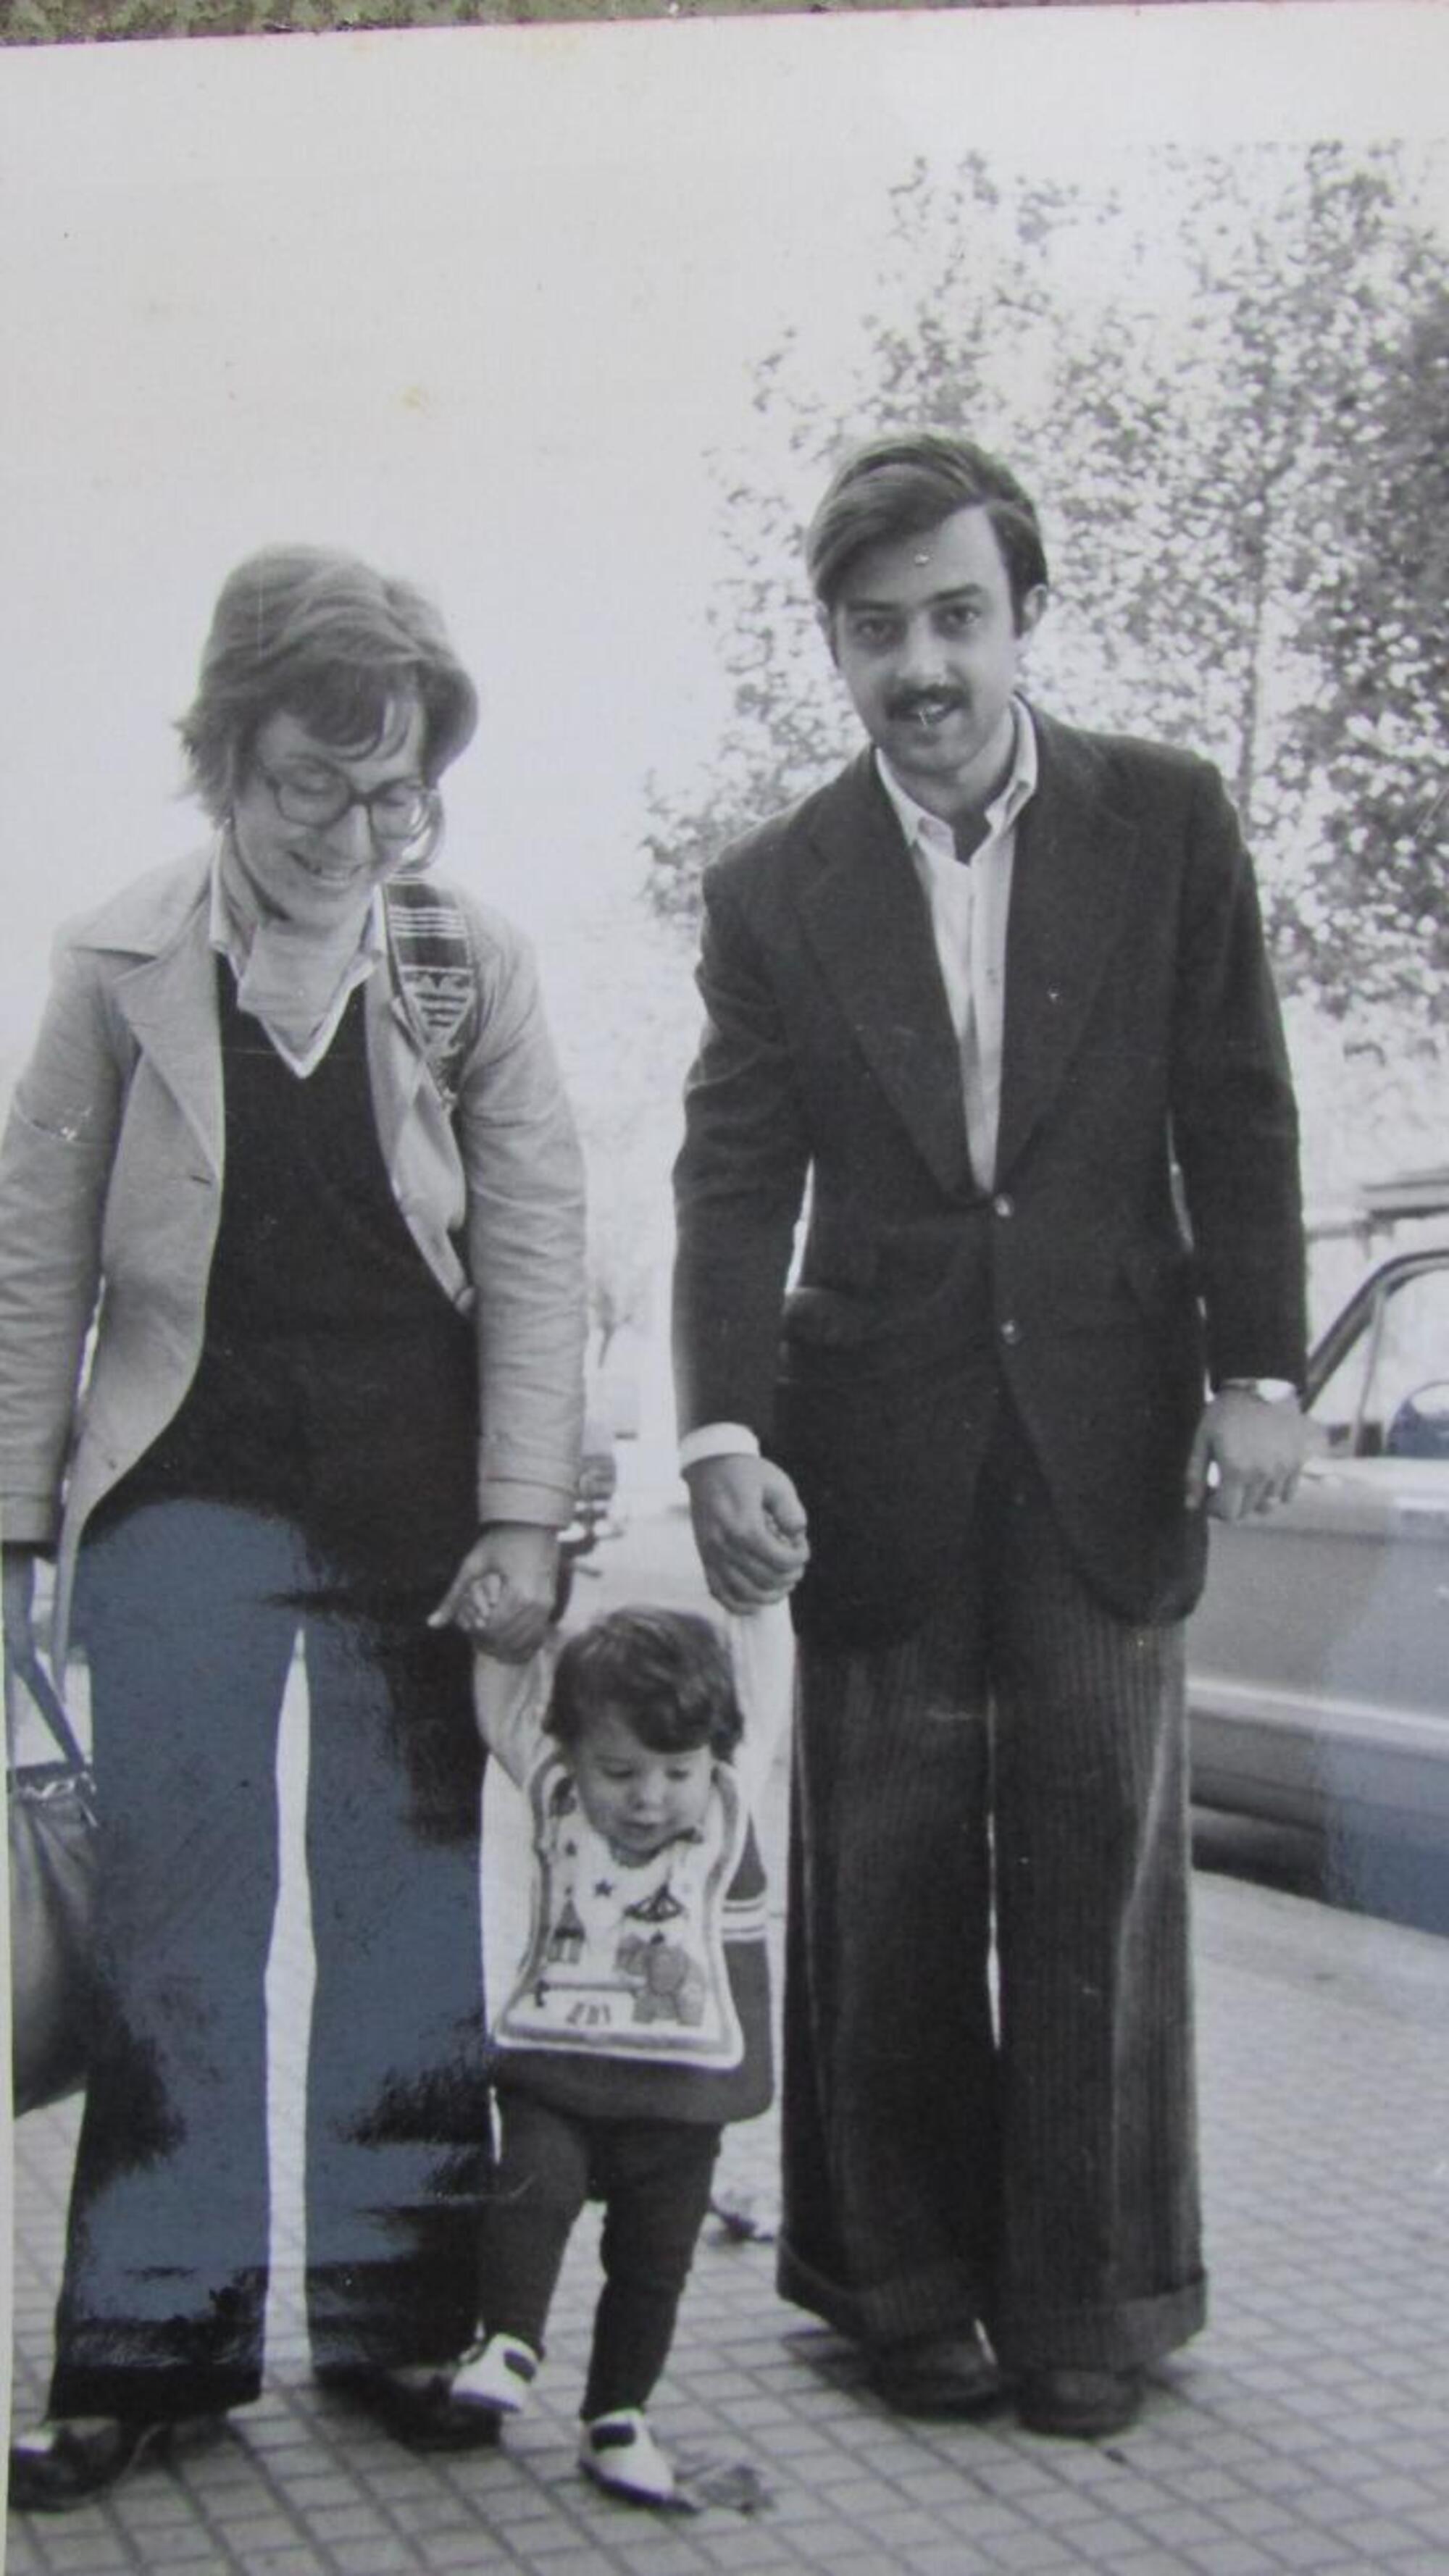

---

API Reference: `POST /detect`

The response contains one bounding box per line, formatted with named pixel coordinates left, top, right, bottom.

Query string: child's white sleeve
left=472, top=1644, right=553, bottom=1790
left=725, top=1599, right=796, bottom=1808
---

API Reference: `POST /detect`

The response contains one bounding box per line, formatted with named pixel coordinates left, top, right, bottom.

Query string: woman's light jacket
left=0, top=849, right=588, bottom=1661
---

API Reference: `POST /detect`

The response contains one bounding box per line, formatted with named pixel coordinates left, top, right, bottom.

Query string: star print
left=594, top=1878, right=615, bottom=1897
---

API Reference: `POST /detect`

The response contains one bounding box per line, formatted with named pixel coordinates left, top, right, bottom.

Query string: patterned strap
left=383, top=878, right=481, bottom=1111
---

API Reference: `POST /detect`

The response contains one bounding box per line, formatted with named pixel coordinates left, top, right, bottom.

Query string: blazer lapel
left=796, top=755, right=973, bottom=1198
left=995, top=715, right=1140, bottom=1182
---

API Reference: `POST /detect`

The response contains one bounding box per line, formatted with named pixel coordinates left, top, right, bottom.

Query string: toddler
left=456, top=1601, right=790, bottom=2504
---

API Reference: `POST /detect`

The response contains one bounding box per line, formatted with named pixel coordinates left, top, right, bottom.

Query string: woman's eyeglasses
left=256, top=760, right=440, bottom=849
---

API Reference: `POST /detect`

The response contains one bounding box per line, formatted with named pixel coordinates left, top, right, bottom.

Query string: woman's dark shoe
left=1017, top=2365, right=1145, bottom=2438
left=317, top=2364, right=501, bottom=2453
left=8, top=2412, right=226, bottom=2513
left=867, top=2326, right=1003, bottom=2416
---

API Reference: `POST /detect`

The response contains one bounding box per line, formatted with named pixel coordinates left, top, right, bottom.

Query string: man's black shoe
left=867, top=2328, right=1003, bottom=2416
left=1017, top=2365, right=1144, bottom=2438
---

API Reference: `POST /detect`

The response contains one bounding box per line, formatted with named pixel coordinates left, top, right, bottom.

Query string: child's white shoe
left=579, top=2408, right=676, bottom=2504
left=450, top=2333, right=539, bottom=2417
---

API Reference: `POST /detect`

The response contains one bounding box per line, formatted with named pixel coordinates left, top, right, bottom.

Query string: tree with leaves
left=1290, top=270, right=1449, bottom=1017
left=642, top=143, right=1448, bottom=1028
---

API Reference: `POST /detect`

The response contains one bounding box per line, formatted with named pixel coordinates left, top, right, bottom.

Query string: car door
left=1187, top=1253, right=1449, bottom=1841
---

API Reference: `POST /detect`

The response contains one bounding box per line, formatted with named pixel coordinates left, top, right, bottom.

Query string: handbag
left=7, top=1644, right=96, bottom=2115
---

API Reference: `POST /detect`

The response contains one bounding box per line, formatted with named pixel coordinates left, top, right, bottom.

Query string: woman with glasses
left=0, top=547, right=588, bottom=2506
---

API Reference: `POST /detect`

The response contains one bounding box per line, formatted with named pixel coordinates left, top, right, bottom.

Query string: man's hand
left=1185, top=1389, right=1313, bottom=1523
left=430, top=1523, right=559, bottom=1660
left=685, top=1455, right=809, bottom=1613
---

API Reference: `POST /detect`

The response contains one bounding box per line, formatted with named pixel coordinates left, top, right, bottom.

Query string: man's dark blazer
left=672, top=707, right=1308, bottom=1652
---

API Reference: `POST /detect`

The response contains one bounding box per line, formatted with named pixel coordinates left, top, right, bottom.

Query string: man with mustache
left=672, top=432, right=1309, bottom=2438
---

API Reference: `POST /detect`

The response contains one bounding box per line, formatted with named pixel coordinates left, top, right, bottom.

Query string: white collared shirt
left=208, top=850, right=388, bottom=1078
left=874, top=695, right=1038, bottom=1193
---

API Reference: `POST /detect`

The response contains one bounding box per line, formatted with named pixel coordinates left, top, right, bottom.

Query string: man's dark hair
left=806, top=431, right=1048, bottom=627
left=546, top=1607, right=743, bottom=1762
left=178, top=545, right=479, bottom=822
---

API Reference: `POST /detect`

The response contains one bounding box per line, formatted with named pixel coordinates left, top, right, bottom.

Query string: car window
left=1311, top=1263, right=1449, bottom=1458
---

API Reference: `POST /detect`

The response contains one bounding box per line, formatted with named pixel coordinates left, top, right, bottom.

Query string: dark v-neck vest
left=104, top=966, right=477, bottom=1595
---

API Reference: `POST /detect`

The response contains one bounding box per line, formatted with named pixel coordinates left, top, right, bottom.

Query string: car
left=1187, top=1171, right=1449, bottom=1857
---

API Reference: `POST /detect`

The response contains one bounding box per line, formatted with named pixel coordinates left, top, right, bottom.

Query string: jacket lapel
left=113, top=935, right=224, bottom=1179
left=96, top=863, right=225, bottom=1179
left=995, top=714, right=1140, bottom=1181
left=796, top=754, right=972, bottom=1197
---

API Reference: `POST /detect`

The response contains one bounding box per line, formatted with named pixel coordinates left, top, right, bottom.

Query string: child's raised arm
left=725, top=1598, right=795, bottom=1810
left=472, top=1644, right=554, bottom=1789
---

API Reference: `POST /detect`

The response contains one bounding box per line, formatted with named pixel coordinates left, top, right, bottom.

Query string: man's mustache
left=885, top=687, right=968, bottom=723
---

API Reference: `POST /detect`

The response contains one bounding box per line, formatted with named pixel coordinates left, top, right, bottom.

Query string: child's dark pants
left=482, top=2093, right=720, bottom=2416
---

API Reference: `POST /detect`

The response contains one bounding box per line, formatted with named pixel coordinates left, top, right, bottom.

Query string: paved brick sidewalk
left=8, top=1523, right=1449, bottom=2574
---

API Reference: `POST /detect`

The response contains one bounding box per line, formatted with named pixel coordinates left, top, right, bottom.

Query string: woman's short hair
left=546, top=1607, right=744, bottom=1763
left=178, top=545, right=480, bottom=820
left=805, top=431, right=1048, bottom=627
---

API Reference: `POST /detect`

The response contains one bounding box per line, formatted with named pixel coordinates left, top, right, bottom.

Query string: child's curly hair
left=546, top=1607, right=743, bottom=1762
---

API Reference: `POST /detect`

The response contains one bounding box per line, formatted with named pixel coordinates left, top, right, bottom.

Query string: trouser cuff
left=991, top=2271, right=1208, bottom=2372
left=776, top=2232, right=983, bottom=2349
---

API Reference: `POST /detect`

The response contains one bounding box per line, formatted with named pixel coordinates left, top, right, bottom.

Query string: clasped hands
left=430, top=1522, right=559, bottom=1659
left=684, top=1455, right=810, bottom=1614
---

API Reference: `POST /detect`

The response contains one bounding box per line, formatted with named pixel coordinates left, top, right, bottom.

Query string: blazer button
left=993, top=1193, right=1014, bottom=1219
left=1000, top=1318, right=1021, bottom=1346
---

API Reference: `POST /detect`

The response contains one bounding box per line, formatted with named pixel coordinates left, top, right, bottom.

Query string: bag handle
left=7, top=1643, right=87, bottom=1772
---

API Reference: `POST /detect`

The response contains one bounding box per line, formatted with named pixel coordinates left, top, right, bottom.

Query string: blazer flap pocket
left=782, top=1285, right=877, bottom=1350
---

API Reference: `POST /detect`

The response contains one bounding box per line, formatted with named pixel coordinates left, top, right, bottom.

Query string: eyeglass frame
left=251, top=755, right=443, bottom=850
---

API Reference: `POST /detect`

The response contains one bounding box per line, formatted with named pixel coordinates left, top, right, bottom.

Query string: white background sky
left=3, top=1, right=1448, bottom=1077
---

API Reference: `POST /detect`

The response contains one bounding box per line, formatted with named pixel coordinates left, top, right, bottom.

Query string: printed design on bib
left=497, top=1758, right=747, bottom=2067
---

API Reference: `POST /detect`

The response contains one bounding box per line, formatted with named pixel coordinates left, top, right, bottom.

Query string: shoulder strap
left=383, top=878, right=482, bottom=1111
left=8, top=1644, right=88, bottom=1772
